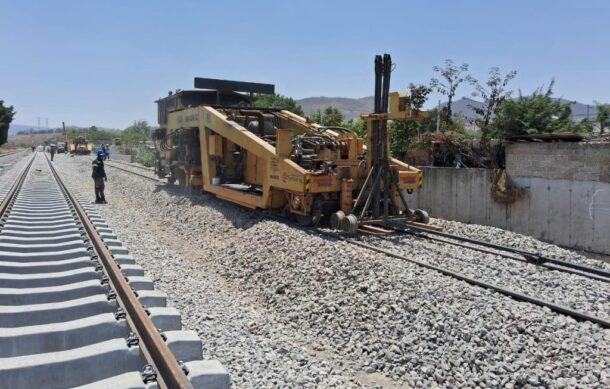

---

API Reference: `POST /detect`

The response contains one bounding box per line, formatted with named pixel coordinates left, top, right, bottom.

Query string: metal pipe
left=361, top=168, right=383, bottom=218
left=353, top=166, right=374, bottom=210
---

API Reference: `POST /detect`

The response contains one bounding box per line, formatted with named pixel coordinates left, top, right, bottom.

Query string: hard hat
left=97, top=150, right=106, bottom=157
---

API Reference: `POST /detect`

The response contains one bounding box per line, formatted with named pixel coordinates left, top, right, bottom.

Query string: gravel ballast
left=52, top=155, right=610, bottom=388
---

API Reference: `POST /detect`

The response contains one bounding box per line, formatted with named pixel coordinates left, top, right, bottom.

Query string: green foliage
left=120, top=121, right=151, bottom=146
left=390, top=120, right=421, bottom=159
left=421, top=108, right=440, bottom=134
left=323, top=106, right=343, bottom=126
left=135, top=150, right=155, bottom=167
left=405, top=83, right=432, bottom=114
left=466, top=67, right=517, bottom=146
left=0, top=100, right=16, bottom=145
left=595, top=101, right=610, bottom=134
left=254, top=94, right=304, bottom=116
left=311, top=106, right=344, bottom=126
left=340, top=119, right=366, bottom=139
left=85, top=125, right=117, bottom=142
left=491, top=81, right=573, bottom=138
left=389, top=84, right=431, bottom=159
left=571, top=118, right=595, bottom=134
left=430, top=59, right=469, bottom=127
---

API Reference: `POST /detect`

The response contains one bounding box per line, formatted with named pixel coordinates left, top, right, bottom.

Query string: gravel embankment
left=0, top=151, right=30, bottom=181
left=0, top=151, right=32, bottom=197
left=54, top=155, right=610, bottom=388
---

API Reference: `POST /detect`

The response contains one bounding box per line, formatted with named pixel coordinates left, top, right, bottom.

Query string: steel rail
left=392, top=224, right=610, bottom=282
left=105, top=162, right=161, bottom=182
left=414, top=231, right=610, bottom=283
left=259, top=213, right=610, bottom=328
left=339, top=236, right=610, bottom=328
left=0, top=149, right=25, bottom=158
left=44, top=153, right=192, bottom=389
left=107, top=159, right=155, bottom=172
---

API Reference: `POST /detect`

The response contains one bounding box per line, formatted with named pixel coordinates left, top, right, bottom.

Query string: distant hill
left=297, top=97, right=374, bottom=120
left=9, top=124, right=120, bottom=135
left=296, top=96, right=599, bottom=122
left=8, top=124, right=41, bottom=135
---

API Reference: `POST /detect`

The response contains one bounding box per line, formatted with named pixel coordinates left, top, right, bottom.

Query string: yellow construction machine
left=153, top=54, right=428, bottom=232
left=69, top=136, right=92, bottom=155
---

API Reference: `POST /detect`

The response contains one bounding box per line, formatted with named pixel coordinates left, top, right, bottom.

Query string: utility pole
left=436, top=100, right=441, bottom=133
left=45, top=118, right=49, bottom=130
left=62, top=122, right=67, bottom=143
left=37, top=117, right=40, bottom=132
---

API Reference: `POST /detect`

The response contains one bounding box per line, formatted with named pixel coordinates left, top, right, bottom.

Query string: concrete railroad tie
left=0, top=153, right=229, bottom=389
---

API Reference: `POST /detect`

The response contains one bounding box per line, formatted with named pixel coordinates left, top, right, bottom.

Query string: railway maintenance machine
left=152, top=54, right=429, bottom=232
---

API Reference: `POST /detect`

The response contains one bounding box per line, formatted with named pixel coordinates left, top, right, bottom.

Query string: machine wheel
left=177, top=171, right=187, bottom=188
left=413, top=209, right=430, bottom=224
left=340, top=214, right=359, bottom=234
left=330, top=210, right=345, bottom=230
left=296, top=197, right=323, bottom=227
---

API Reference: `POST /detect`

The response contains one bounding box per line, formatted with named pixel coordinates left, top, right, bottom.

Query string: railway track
left=261, top=214, right=610, bottom=329
left=339, top=232, right=610, bottom=328
left=0, top=152, right=229, bottom=388
left=389, top=223, right=610, bottom=283
left=0, top=150, right=24, bottom=159
left=105, top=161, right=160, bottom=182
left=96, top=159, right=610, bottom=328
left=108, top=159, right=154, bottom=172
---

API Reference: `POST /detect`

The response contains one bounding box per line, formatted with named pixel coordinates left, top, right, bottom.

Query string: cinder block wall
left=407, top=142, right=610, bottom=255
left=505, top=142, right=610, bottom=182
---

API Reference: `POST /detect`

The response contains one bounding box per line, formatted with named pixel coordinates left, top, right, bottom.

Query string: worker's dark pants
left=50, top=152, right=55, bottom=161
left=94, top=178, right=106, bottom=203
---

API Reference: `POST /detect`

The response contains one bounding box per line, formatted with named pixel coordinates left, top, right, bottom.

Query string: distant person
left=50, top=144, right=57, bottom=161
left=92, top=149, right=107, bottom=204
left=31, top=146, right=35, bottom=152
left=105, top=144, right=110, bottom=160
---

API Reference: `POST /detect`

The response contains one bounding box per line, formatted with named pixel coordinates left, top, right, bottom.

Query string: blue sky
left=1, top=0, right=609, bottom=129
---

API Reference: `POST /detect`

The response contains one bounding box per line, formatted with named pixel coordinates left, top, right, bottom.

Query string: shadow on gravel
left=152, top=183, right=265, bottom=230
left=150, top=181, right=344, bottom=243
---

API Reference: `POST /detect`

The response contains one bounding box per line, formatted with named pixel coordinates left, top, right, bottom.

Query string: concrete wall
left=406, top=142, right=610, bottom=255
left=505, top=142, right=610, bottom=182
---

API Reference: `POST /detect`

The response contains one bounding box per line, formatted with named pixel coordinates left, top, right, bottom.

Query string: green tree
left=573, top=118, right=594, bottom=134
left=310, top=106, right=344, bottom=126
left=491, top=81, right=572, bottom=138
left=430, top=59, right=469, bottom=128
left=322, top=106, right=343, bottom=126
left=0, top=100, right=16, bottom=145
left=254, top=93, right=304, bottom=116
left=466, top=67, right=517, bottom=148
left=389, top=84, right=431, bottom=159
left=340, top=118, right=366, bottom=139
left=121, top=121, right=151, bottom=146
left=594, top=101, right=610, bottom=134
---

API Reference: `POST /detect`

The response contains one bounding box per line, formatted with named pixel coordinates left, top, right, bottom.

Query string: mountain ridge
left=296, top=96, right=599, bottom=121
